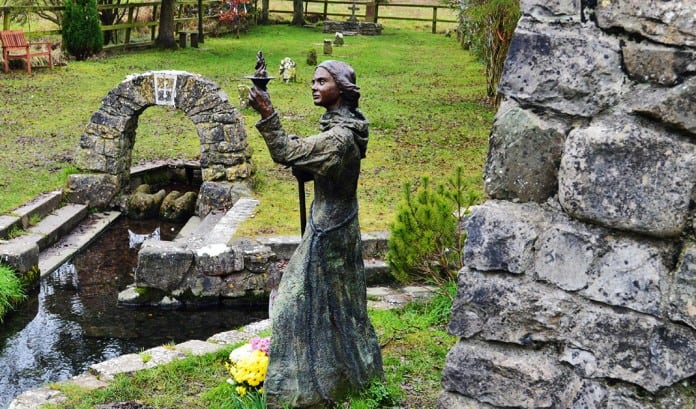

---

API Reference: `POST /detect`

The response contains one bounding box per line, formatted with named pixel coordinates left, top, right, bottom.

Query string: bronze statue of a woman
left=249, top=60, right=383, bottom=408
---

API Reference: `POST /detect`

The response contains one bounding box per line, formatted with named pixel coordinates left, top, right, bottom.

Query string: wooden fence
left=294, top=0, right=457, bottom=34
left=0, top=0, right=458, bottom=48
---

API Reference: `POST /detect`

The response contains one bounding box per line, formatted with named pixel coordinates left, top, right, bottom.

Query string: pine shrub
left=62, top=0, right=103, bottom=61
left=386, top=168, right=479, bottom=285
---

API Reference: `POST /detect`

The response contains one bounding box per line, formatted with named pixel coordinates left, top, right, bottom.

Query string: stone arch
left=69, top=71, right=253, bottom=212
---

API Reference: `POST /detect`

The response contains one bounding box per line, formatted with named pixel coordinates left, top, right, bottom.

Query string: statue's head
left=315, top=60, right=360, bottom=110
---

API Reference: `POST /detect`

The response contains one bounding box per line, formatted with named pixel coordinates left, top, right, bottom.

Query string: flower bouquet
left=226, top=336, right=270, bottom=408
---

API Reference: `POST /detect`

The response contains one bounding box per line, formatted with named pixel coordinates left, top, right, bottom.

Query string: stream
left=0, top=217, right=268, bottom=408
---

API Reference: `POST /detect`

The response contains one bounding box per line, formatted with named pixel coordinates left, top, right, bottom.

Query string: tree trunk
left=291, top=0, right=303, bottom=25
left=156, top=0, right=177, bottom=49
left=259, top=0, right=270, bottom=24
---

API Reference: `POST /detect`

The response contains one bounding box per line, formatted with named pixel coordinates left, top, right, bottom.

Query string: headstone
left=323, top=39, right=332, bottom=55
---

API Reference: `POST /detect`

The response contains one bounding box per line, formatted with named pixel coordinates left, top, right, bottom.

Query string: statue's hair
left=316, top=60, right=361, bottom=109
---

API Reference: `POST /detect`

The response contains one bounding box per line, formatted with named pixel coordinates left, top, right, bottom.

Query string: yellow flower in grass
left=236, top=385, right=247, bottom=396
left=228, top=343, right=270, bottom=392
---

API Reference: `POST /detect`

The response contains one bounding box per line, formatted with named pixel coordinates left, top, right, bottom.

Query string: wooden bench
left=1, top=30, right=54, bottom=74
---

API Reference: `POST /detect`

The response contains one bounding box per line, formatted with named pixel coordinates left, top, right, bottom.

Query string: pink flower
left=249, top=336, right=270, bottom=355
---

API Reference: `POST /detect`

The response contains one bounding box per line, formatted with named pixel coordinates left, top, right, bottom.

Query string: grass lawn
left=0, top=23, right=493, bottom=236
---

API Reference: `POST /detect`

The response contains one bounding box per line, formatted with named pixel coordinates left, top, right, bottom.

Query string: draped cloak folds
left=255, top=107, right=383, bottom=408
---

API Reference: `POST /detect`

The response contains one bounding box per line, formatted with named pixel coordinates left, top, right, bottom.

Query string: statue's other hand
left=249, top=86, right=274, bottom=119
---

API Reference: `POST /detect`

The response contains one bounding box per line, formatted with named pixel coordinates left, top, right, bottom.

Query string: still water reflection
left=0, top=217, right=268, bottom=408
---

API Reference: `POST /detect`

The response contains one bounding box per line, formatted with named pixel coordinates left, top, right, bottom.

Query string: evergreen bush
left=386, top=167, right=479, bottom=285
left=62, top=0, right=103, bottom=61
left=455, top=0, right=520, bottom=105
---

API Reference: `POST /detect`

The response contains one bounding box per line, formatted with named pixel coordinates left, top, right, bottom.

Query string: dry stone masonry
left=65, top=71, right=253, bottom=216
left=440, top=1, right=695, bottom=408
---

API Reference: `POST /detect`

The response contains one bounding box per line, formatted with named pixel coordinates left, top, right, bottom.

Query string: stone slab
left=176, top=211, right=224, bottom=249
left=210, top=197, right=258, bottom=245
left=89, top=353, right=148, bottom=381
left=38, top=211, right=121, bottom=276
left=208, top=319, right=271, bottom=345
left=258, top=231, right=389, bottom=260
left=62, top=373, right=109, bottom=391
left=141, top=346, right=187, bottom=368
left=175, top=339, right=227, bottom=356
left=11, top=190, right=63, bottom=229
left=0, top=215, right=21, bottom=240
left=0, top=234, right=41, bottom=273
left=28, top=204, right=88, bottom=251
left=7, top=386, right=66, bottom=409
left=173, top=215, right=201, bottom=243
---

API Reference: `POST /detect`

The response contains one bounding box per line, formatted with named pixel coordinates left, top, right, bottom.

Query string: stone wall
left=440, top=1, right=695, bottom=408
left=322, top=20, right=383, bottom=36
left=65, top=71, right=253, bottom=216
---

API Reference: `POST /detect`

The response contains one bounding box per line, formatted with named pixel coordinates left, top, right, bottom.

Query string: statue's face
left=312, top=67, right=342, bottom=110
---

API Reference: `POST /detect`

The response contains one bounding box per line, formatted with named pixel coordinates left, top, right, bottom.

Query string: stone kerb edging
left=66, top=71, right=253, bottom=215
left=7, top=319, right=272, bottom=409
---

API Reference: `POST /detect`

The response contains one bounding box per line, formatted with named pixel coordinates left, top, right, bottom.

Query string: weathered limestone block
left=441, top=339, right=584, bottom=408
left=220, top=272, right=267, bottom=298
left=75, top=141, right=108, bottom=173
left=160, top=191, right=197, bottom=222
left=627, top=77, right=696, bottom=136
left=499, top=17, right=624, bottom=117
left=82, top=121, right=123, bottom=141
left=89, top=110, right=134, bottom=133
left=463, top=200, right=550, bottom=274
left=99, top=92, right=145, bottom=117
left=194, top=244, right=244, bottom=276
left=118, top=73, right=156, bottom=107
left=561, top=311, right=696, bottom=393
left=596, top=0, right=696, bottom=47
left=533, top=219, right=604, bottom=291
left=449, top=269, right=696, bottom=393
left=484, top=100, right=569, bottom=202
left=0, top=236, right=39, bottom=274
left=622, top=41, right=696, bottom=86
left=520, top=0, right=581, bottom=23
left=64, top=173, right=120, bottom=209
left=437, top=391, right=496, bottom=409
left=183, top=271, right=265, bottom=299
left=466, top=200, right=679, bottom=316
left=196, top=181, right=251, bottom=216
left=449, top=268, right=577, bottom=343
left=135, top=240, right=193, bottom=292
left=127, top=185, right=166, bottom=219
left=230, top=237, right=276, bottom=274
left=205, top=152, right=246, bottom=167
left=559, top=117, right=696, bottom=237
left=226, top=162, right=254, bottom=180
left=669, top=242, right=696, bottom=330
left=201, top=165, right=226, bottom=181
left=580, top=236, right=676, bottom=316
left=197, top=122, right=227, bottom=144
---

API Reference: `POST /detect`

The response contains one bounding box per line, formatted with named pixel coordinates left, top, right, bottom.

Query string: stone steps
left=38, top=211, right=121, bottom=277
left=0, top=190, right=62, bottom=240
left=0, top=200, right=90, bottom=275
left=27, top=204, right=89, bottom=251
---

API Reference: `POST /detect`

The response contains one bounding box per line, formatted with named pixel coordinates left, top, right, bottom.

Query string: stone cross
left=347, top=0, right=359, bottom=22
